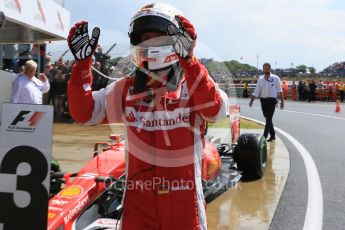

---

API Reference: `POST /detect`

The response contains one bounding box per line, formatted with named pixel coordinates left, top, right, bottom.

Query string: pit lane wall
left=1, top=0, right=70, bottom=41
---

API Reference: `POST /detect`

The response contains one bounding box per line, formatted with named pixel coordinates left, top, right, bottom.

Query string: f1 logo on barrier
left=10, top=110, right=45, bottom=126
left=6, top=110, right=46, bottom=133
left=1, top=103, right=53, bottom=230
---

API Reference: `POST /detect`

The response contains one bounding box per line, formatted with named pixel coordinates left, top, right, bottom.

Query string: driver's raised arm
left=67, top=21, right=101, bottom=124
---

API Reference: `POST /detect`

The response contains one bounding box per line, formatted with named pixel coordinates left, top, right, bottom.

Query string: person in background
left=303, top=80, right=309, bottom=101
left=94, top=46, right=110, bottom=89
left=45, top=55, right=53, bottom=72
left=298, top=80, right=305, bottom=101
left=53, top=69, right=66, bottom=121
left=11, top=60, right=50, bottom=104
left=327, top=81, right=333, bottom=101
left=91, top=61, right=102, bottom=91
left=94, top=45, right=110, bottom=75
left=242, top=80, right=249, bottom=98
left=42, top=64, right=54, bottom=105
left=338, top=82, right=345, bottom=102
left=291, top=80, right=297, bottom=101
left=18, top=65, right=25, bottom=75
left=308, top=79, right=317, bottom=102
left=316, top=80, right=323, bottom=101
left=249, top=63, right=284, bottom=142
left=332, top=80, right=338, bottom=101
left=282, top=80, right=288, bottom=100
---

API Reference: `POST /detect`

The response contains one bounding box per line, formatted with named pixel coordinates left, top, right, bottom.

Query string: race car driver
left=67, top=3, right=228, bottom=230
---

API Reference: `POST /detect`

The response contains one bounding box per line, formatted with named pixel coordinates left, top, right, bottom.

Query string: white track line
left=242, top=105, right=345, bottom=121
left=241, top=116, right=323, bottom=230
left=280, top=109, right=345, bottom=121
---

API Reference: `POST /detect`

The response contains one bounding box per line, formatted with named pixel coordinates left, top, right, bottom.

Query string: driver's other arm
left=169, top=15, right=228, bottom=122
left=180, top=57, right=228, bottom=122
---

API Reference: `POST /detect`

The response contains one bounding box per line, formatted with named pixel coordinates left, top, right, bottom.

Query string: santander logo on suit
left=125, top=107, right=190, bottom=131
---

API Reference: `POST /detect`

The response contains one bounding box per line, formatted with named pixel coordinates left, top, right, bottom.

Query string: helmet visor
left=129, top=16, right=173, bottom=46
left=130, top=44, right=178, bottom=71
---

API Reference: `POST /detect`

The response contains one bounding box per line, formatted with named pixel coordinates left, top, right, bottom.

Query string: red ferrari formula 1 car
left=47, top=105, right=267, bottom=230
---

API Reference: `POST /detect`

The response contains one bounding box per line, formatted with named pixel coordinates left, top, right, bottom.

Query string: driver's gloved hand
left=67, top=21, right=100, bottom=60
left=167, top=15, right=197, bottom=59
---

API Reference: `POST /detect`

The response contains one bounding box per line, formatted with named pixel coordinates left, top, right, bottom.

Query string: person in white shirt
left=249, top=63, right=284, bottom=142
left=11, top=60, right=50, bottom=104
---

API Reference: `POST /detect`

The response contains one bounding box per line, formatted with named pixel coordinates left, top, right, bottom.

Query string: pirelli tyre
left=235, top=133, right=267, bottom=180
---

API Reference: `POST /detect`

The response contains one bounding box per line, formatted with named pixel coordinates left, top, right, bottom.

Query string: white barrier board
left=0, top=103, right=53, bottom=230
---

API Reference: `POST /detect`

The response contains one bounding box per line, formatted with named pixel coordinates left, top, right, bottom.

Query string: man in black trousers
left=249, top=63, right=284, bottom=142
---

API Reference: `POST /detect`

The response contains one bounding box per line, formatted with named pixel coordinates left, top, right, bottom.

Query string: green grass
left=208, top=117, right=262, bottom=129
left=240, top=118, right=263, bottom=129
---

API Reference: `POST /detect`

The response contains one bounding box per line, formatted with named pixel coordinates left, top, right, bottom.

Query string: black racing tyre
left=235, top=133, right=267, bottom=180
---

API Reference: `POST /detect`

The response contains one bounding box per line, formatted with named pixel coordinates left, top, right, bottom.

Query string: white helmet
left=128, top=3, right=181, bottom=71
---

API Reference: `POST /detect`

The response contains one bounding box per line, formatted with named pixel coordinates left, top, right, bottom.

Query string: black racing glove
left=167, top=15, right=197, bottom=59
left=67, top=21, right=100, bottom=60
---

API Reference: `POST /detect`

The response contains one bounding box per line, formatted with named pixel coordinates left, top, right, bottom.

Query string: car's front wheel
left=235, top=133, right=267, bottom=180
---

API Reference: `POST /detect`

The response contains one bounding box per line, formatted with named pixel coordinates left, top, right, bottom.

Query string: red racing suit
left=67, top=57, right=228, bottom=230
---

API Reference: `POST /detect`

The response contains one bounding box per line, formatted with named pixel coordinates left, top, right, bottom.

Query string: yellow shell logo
left=48, top=212, right=56, bottom=219
left=60, top=185, right=82, bottom=197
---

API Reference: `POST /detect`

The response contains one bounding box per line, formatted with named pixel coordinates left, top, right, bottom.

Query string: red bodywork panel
left=47, top=142, right=126, bottom=230
left=202, top=142, right=222, bottom=181
left=201, top=105, right=241, bottom=181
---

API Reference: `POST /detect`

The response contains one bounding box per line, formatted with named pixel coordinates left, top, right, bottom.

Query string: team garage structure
left=0, top=0, right=70, bottom=117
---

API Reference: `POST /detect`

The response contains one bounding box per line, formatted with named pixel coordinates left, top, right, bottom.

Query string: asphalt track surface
left=237, top=98, right=345, bottom=230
